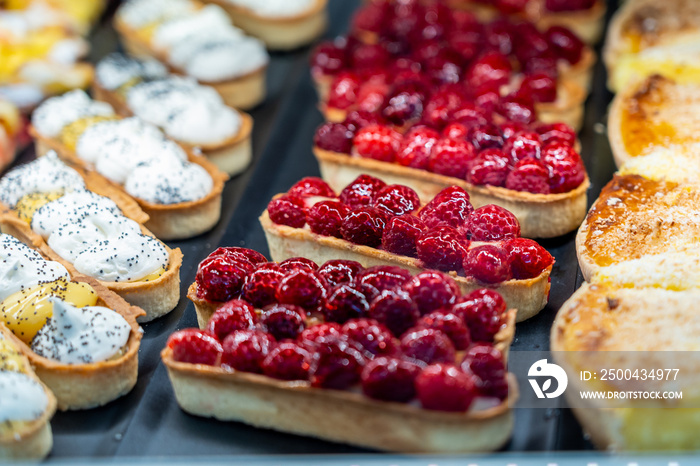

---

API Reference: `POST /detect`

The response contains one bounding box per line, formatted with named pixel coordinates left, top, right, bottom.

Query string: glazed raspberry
left=502, top=130, right=542, bottom=164
left=524, top=54, right=559, bottom=80
left=195, top=256, right=250, bottom=302
left=206, top=299, right=257, bottom=341
left=339, top=174, right=386, bottom=209
left=288, top=177, right=336, bottom=198
left=298, top=322, right=341, bottom=347
left=279, top=257, right=318, bottom=273
left=306, top=200, right=349, bottom=238
left=317, top=259, right=364, bottom=287
left=416, top=363, right=477, bottom=411
left=276, top=268, right=328, bottom=312
left=419, top=186, right=474, bottom=229
left=351, top=43, right=390, bottom=74
left=545, top=26, right=585, bottom=64
left=356, top=265, right=412, bottom=299
left=267, top=194, right=306, bottom=228
left=442, top=122, right=469, bottom=139
left=495, top=0, right=529, bottom=15
left=209, top=247, right=267, bottom=266
left=499, top=121, right=527, bottom=141
left=353, top=124, right=401, bottom=162
left=361, top=356, right=421, bottom=402
left=324, top=284, right=370, bottom=323
left=327, top=72, right=360, bottom=109
left=400, top=328, right=456, bottom=364
left=402, top=271, right=460, bottom=315
left=541, top=142, right=586, bottom=193
left=505, top=158, right=551, bottom=194
left=342, top=318, right=396, bottom=356
left=262, top=342, right=311, bottom=381
left=381, top=82, right=426, bottom=125
left=221, top=329, right=275, bottom=373
left=167, top=329, right=222, bottom=366
left=421, top=85, right=466, bottom=128
left=396, top=125, right=439, bottom=169
left=372, top=184, right=420, bottom=216
left=352, top=1, right=386, bottom=33
left=310, top=40, right=347, bottom=76
left=314, top=122, right=355, bottom=153
left=503, top=237, right=554, bottom=279
left=514, top=23, right=551, bottom=66
left=453, top=102, right=491, bottom=129
left=467, top=149, right=510, bottom=187
left=341, top=206, right=388, bottom=247
left=310, top=335, right=367, bottom=389
left=473, top=84, right=501, bottom=114
left=466, top=51, right=511, bottom=89
left=343, top=110, right=384, bottom=132
left=427, top=138, right=475, bottom=179
left=416, top=310, right=471, bottom=350
left=355, top=77, right=391, bottom=114
left=497, top=93, right=536, bottom=124
left=417, top=226, right=469, bottom=272
left=260, top=303, right=306, bottom=341
left=536, top=122, right=576, bottom=148
left=461, top=344, right=508, bottom=400
left=519, top=73, right=557, bottom=103
left=469, top=123, right=504, bottom=151
left=467, top=205, right=521, bottom=241
left=452, top=289, right=507, bottom=342
left=463, top=244, right=512, bottom=284
left=242, top=263, right=285, bottom=308
left=381, top=214, right=425, bottom=257
left=368, top=289, right=420, bottom=337
left=545, top=0, right=595, bottom=13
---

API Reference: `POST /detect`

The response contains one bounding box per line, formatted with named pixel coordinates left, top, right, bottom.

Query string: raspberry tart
left=314, top=118, right=589, bottom=238
left=173, top=248, right=517, bottom=452
left=259, top=177, right=553, bottom=321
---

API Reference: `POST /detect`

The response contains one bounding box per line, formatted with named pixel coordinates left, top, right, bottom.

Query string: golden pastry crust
left=201, top=0, right=328, bottom=50
left=315, top=148, right=589, bottom=239
left=31, top=127, right=228, bottom=241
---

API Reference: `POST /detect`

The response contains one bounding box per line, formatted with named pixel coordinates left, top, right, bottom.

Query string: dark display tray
left=11, top=0, right=622, bottom=459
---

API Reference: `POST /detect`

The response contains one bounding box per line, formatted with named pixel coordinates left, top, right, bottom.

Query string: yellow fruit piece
left=0, top=27, right=67, bottom=81
left=139, top=267, right=165, bottom=282
left=0, top=99, right=21, bottom=136
left=1, top=278, right=98, bottom=344
left=15, top=191, right=64, bottom=224
left=59, top=115, right=116, bottom=151
left=116, top=77, right=143, bottom=98
left=0, top=339, right=27, bottom=373
left=612, top=56, right=700, bottom=94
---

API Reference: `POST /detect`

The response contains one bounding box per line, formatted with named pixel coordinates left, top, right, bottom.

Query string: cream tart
left=200, top=0, right=328, bottom=50
left=92, top=53, right=253, bottom=176
left=0, top=153, right=182, bottom=322
left=114, top=0, right=269, bottom=110
left=259, top=176, right=553, bottom=322
left=171, top=247, right=517, bottom=453
left=30, top=90, right=228, bottom=240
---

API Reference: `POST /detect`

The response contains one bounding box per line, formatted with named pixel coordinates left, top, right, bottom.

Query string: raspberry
left=541, top=142, right=586, bottom=193
left=310, top=335, right=367, bottom=389
left=463, top=244, right=512, bottom=284
left=195, top=256, right=250, bottom=302
left=421, top=85, right=466, bottom=128
left=402, top=271, right=460, bottom=315
left=353, top=124, right=401, bottom=162
left=461, top=344, right=509, bottom=400
left=314, top=122, right=355, bottom=153
left=310, top=40, right=347, bottom=76
left=484, top=18, right=515, bottom=55
left=519, top=73, right=557, bottom=103
left=502, top=130, right=542, bottom=164
left=343, top=110, right=385, bottom=132
left=396, top=125, right=439, bottom=169
left=503, top=237, right=554, bottom=279
left=536, top=122, right=576, bottom=148
left=341, top=206, right=388, bottom=247
left=298, top=322, right=341, bottom=347
left=505, top=158, right=551, bottom=194
left=339, top=174, right=386, bottom=209
left=372, top=184, right=420, bottom=216
left=442, top=122, right=469, bottom=140
left=419, top=186, right=474, bottom=229
left=262, top=342, right=311, bottom=381
left=206, top=299, right=257, bottom=341
left=355, top=265, right=412, bottom=300
left=466, top=148, right=510, bottom=187
left=400, top=328, right=456, bottom=365
left=221, top=329, right=275, bottom=373
left=496, top=0, right=528, bottom=14
left=361, top=356, right=421, bottom=402
left=267, top=195, right=306, bottom=228
left=381, top=81, right=426, bottom=125
left=545, top=0, right=594, bottom=11
left=416, top=363, right=477, bottom=411
left=545, top=25, right=585, bottom=64
left=355, top=77, right=390, bottom=114
left=306, top=200, right=349, bottom=238
left=368, top=289, right=420, bottom=337
left=513, top=22, right=551, bottom=66
left=499, top=121, right=527, bottom=141
left=466, top=51, right=511, bottom=88
left=427, top=138, right=475, bottom=179
left=381, top=214, right=425, bottom=257
left=317, top=259, right=364, bottom=287
left=323, top=283, right=369, bottom=323
left=497, top=93, right=536, bottom=124
left=327, top=72, right=360, bottom=109
left=416, top=226, right=469, bottom=272
left=342, top=318, right=396, bottom=356
left=416, top=310, right=471, bottom=350
left=467, top=205, right=521, bottom=241
left=424, top=45, right=464, bottom=84
left=276, top=268, right=328, bottom=312
left=288, top=177, right=336, bottom=198
left=241, top=263, right=284, bottom=308
left=279, top=257, right=318, bottom=273
left=352, top=2, right=386, bottom=33
left=469, top=123, right=504, bottom=151
left=452, top=289, right=507, bottom=342
left=473, top=84, right=501, bottom=114
left=453, top=101, right=491, bottom=129
left=209, top=247, right=266, bottom=266
left=351, top=43, right=390, bottom=74
left=260, top=303, right=306, bottom=340
left=167, top=329, right=222, bottom=366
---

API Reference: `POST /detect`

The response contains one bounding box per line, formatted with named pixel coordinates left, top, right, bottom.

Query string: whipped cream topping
left=48, top=38, right=89, bottom=66
left=125, top=156, right=214, bottom=204
left=118, top=0, right=196, bottom=29
left=32, top=90, right=114, bottom=138
left=0, top=152, right=85, bottom=207
left=95, top=53, right=168, bottom=91
left=0, top=234, right=69, bottom=302
left=0, top=3, right=66, bottom=39
left=0, top=371, right=48, bottom=423
left=31, top=190, right=122, bottom=239
left=225, top=0, right=316, bottom=18
left=31, top=298, right=131, bottom=365
left=126, top=76, right=241, bottom=145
